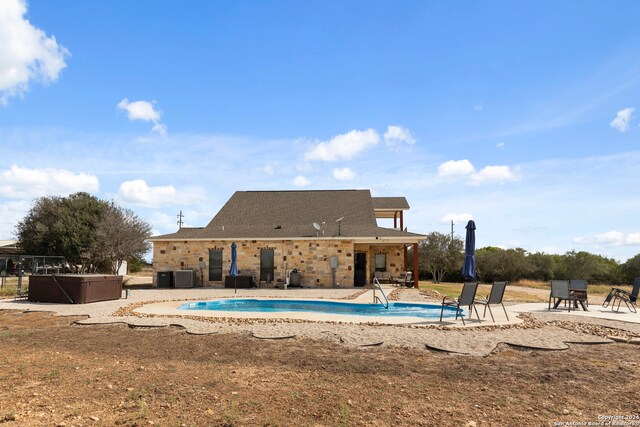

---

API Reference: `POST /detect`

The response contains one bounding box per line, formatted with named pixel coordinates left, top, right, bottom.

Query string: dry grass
left=512, top=279, right=632, bottom=296
left=0, top=277, right=27, bottom=298
left=418, top=279, right=632, bottom=303
left=419, top=281, right=546, bottom=303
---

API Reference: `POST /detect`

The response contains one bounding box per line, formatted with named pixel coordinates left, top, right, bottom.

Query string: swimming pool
left=179, top=299, right=462, bottom=320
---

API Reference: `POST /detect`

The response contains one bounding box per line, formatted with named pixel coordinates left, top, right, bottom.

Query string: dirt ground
left=1, top=310, right=639, bottom=427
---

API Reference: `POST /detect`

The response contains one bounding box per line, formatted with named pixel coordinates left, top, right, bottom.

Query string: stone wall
left=153, top=239, right=357, bottom=287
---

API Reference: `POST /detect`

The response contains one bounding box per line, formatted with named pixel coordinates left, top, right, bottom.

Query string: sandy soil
left=1, top=310, right=639, bottom=427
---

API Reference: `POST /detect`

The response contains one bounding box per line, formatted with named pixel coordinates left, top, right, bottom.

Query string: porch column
left=403, top=246, right=408, bottom=271
left=400, top=211, right=404, bottom=231
left=393, top=212, right=397, bottom=229
left=413, top=242, right=418, bottom=289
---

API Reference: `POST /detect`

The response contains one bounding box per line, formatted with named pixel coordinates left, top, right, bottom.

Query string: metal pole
left=451, top=220, right=454, bottom=243
left=413, top=243, right=419, bottom=289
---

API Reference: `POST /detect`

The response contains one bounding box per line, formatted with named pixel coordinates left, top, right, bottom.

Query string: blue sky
left=1, top=0, right=640, bottom=261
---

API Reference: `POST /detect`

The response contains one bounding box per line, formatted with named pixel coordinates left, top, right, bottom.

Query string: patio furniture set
left=374, top=271, right=415, bottom=288
left=439, top=281, right=509, bottom=325
left=438, top=277, right=639, bottom=326
left=549, top=277, right=639, bottom=314
left=548, top=279, right=589, bottom=312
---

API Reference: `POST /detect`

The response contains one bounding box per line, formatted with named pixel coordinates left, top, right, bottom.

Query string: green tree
left=528, top=252, right=556, bottom=281
left=16, top=193, right=151, bottom=273
left=16, top=192, right=105, bottom=270
left=92, top=202, right=152, bottom=274
left=418, top=232, right=464, bottom=283
left=555, top=251, right=621, bottom=284
left=621, top=253, right=640, bottom=283
left=476, top=247, right=532, bottom=282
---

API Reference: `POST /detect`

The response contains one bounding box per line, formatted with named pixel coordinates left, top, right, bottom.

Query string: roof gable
left=151, top=189, right=425, bottom=240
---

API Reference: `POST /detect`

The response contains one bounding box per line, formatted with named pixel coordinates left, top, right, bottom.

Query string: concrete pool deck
left=1, top=287, right=638, bottom=356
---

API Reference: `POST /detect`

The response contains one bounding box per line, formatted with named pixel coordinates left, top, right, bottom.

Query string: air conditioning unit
left=174, top=270, right=195, bottom=288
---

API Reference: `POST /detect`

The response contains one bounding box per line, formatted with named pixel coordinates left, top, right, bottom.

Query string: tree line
left=412, top=232, right=640, bottom=285
left=16, top=192, right=152, bottom=274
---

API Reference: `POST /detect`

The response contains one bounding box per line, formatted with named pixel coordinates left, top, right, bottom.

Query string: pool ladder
left=372, top=277, right=389, bottom=309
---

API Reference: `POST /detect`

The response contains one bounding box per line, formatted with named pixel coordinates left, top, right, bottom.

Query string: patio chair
left=439, top=282, right=481, bottom=325
left=475, top=281, right=509, bottom=322
left=548, top=280, right=577, bottom=312
left=569, top=279, right=589, bottom=307
left=603, top=277, right=639, bottom=313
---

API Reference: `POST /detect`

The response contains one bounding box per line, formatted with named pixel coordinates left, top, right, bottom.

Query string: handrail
left=372, top=277, right=389, bottom=309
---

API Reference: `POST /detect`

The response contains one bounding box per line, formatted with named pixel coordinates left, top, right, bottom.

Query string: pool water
left=179, top=299, right=462, bottom=319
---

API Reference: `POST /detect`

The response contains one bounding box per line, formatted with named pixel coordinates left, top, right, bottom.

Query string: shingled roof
left=151, top=190, right=424, bottom=240
left=371, top=197, right=410, bottom=210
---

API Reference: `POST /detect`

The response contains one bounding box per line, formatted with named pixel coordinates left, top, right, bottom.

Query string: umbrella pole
left=234, top=276, right=237, bottom=294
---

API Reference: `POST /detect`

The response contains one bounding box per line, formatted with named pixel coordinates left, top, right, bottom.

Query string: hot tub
left=28, top=274, right=123, bottom=304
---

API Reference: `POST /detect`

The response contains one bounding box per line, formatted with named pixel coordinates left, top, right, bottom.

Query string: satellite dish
left=312, top=222, right=322, bottom=237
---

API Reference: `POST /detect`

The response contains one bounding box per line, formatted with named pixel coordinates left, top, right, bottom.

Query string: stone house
left=150, top=190, right=426, bottom=287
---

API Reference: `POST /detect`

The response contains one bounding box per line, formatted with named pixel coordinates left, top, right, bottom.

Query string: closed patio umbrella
left=462, top=220, right=476, bottom=281
left=230, top=242, right=238, bottom=293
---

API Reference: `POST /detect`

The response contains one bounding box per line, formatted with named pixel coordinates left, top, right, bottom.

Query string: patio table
left=552, top=289, right=588, bottom=311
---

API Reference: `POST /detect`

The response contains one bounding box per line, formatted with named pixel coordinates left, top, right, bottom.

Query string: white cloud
left=473, top=104, right=483, bottom=112
left=117, top=98, right=167, bottom=136
left=0, top=200, right=31, bottom=238
left=151, top=123, right=168, bottom=137
left=470, top=165, right=520, bottom=186
left=440, top=213, right=474, bottom=224
left=0, top=0, right=70, bottom=104
left=0, top=165, right=99, bottom=199
left=116, top=179, right=203, bottom=208
left=626, top=233, right=640, bottom=245
left=496, top=142, right=505, bottom=149
left=332, top=167, right=356, bottom=181
left=303, top=129, right=379, bottom=162
left=437, top=159, right=475, bottom=177
left=147, top=211, right=179, bottom=235
left=293, top=175, right=310, bottom=187
left=383, top=125, right=416, bottom=147
left=263, top=165, right=274, bottom=175
left=117, top=98, right=160, bottom=122
left=574, top=230, right=640, bottom=247
left=610, top=107, right=635, bottom=133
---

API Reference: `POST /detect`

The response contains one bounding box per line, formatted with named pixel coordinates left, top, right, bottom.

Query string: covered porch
left=353, top=240, right=419, bottom=288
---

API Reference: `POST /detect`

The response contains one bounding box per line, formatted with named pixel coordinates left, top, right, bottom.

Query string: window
left=375, top=254, right=386, bottom=272
left=208, top=249, right=223, bottom=281
left=260, top=249, right=274, bottom=282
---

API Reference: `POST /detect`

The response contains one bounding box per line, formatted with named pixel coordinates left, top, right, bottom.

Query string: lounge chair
left=475, top=281, right=509, bottom=322
left=549, top=280, right=578, bottom=312
left=439, top=282, right=481, bottom=325
left=603, top=277, right=639, bottom=313
left=569, top=279, right=589, bottom=307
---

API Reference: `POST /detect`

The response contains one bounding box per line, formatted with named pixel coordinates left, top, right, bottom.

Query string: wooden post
left=400, top=211, right=404, bottom=231
left=403, top=245, right=408, bottom=271
left=413, top=242, right=419, bottom=289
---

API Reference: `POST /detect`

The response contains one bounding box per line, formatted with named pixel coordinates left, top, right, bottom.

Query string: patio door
left=260, top=249, right=274, bottom=282
left=208, top=249, right=223, bottom=281
left=354, top=252, right=367, bottom=287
